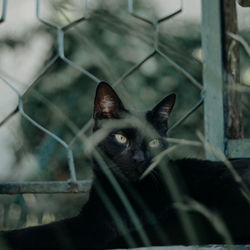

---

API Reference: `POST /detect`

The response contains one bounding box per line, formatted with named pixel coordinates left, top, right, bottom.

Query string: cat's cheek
left=114, top=143, right=129, bottom=154
left=144, top=150, right=152, bottom=160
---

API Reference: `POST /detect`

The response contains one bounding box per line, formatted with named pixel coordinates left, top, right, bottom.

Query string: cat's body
left=1, top=82, right=250, bottom=249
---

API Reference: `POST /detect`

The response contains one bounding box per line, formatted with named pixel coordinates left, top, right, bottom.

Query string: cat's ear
left=147, top=93, right=176, bottom=133
left=93, top=82, right=125, bottom=119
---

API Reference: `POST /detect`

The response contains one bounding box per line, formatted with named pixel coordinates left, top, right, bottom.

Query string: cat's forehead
left=94, top=109, right=165, bottom=140
left=117, top=111, right=162, bottom=139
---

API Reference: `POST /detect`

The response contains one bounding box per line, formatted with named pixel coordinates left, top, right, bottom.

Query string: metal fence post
left=201, top=0, right=225, bottom=160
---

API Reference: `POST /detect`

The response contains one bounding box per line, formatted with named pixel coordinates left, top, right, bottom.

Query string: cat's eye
left=149, top=139, right=160, bottom=148
left=114, top=134, right=128, bottom=144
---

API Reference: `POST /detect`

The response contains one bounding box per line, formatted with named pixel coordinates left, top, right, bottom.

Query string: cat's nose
left=133, top=151, right=145, bottom=163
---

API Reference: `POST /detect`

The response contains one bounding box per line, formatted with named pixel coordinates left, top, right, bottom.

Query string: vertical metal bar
left=201, top=0, right=225, bottom=160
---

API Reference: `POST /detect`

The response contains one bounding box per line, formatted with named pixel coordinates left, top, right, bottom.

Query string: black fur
left=1, top=82, right=250, bottom=249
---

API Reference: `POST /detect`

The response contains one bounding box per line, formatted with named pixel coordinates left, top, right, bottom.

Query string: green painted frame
left=201, top=0, right=250, bottom=160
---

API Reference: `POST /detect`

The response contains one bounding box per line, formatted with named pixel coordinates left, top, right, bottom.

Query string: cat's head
left=93, top=82, right=175, bottom=182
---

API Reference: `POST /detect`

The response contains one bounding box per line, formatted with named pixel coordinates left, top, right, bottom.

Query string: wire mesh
left=0, top=0, right=249, bottom=246
left=0, top=7, right=249, bottom=243
left=0, top=0, right=203, bottom=194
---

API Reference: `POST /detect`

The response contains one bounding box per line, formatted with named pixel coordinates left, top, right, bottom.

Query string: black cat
left=1, top=82, right=250, bottom=249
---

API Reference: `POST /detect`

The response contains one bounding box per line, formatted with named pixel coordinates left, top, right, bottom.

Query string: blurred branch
left=237, top=0, right=250, bottom=7
left=228, top=32, right=250, bottom=57
left=222, top=0, right=243, bottom=139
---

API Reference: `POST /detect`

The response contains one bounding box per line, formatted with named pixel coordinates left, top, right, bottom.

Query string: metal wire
left=0, top=180, right=91, bottom=194
left=168, top=97, right=204, bottom=135
left=0, top=0, right=205, bottom=193
left=0, top=2, right=249, bottom=246
left=0, top=0, right=7, bottom=23
left=0, top=0, right=205, bottom=194
left=0, top=0, right=98, bottom=193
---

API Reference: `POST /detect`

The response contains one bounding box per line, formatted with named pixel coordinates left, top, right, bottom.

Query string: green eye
left=149, top=139, right=160, bottom=148
left=114, top=134, right=127, bottom=144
